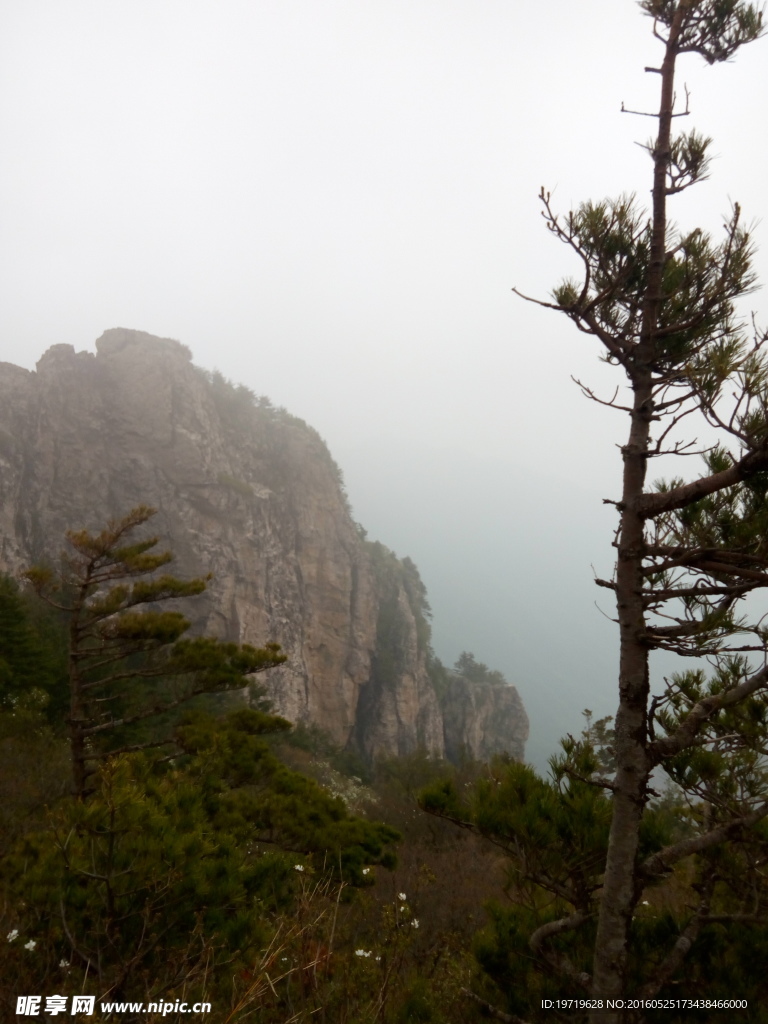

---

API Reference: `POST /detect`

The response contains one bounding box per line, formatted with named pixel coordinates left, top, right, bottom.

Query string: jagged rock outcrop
left=0, top=329, right=528, bottom=762
left=442, top=676, right=528, bottom=763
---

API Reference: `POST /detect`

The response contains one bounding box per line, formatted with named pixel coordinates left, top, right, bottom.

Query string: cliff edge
left=0, top=329, right=528, bottom=762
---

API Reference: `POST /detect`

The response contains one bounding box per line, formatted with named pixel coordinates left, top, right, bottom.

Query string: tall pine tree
left=24, top=506, right=286, bottom=797
left=426, top=3, right=768, bottom=1020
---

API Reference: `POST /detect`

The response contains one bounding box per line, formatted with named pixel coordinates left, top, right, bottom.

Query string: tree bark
left=590, top=8, right=686, bottom=1021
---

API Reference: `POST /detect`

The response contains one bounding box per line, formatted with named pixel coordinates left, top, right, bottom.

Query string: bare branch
left=572, top=378, right=632, bottom=412
left=595, top=578, right=618, bottom=591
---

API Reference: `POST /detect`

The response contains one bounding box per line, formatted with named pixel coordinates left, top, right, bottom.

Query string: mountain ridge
left=0, top=328, right=528, bottom=762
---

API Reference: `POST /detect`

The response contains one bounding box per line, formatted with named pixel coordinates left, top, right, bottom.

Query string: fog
left=2, top=0, right=767, bottom=768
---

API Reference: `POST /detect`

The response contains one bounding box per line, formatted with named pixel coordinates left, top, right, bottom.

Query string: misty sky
left=2, top=1, right=767, bottom=768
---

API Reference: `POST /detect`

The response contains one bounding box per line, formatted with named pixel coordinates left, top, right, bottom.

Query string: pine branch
left=529, top=911, right=592, bottom=988
left=650, top=661, right=768, bottom=762
left=638, top=446, right=768, bottom=517
left=641, top=801, right=768, bottom=879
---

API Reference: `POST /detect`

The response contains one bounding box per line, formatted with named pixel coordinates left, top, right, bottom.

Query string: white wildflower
left=7, top=929, right=18, bottom=942
left=24, top=939, right=36, bottom=951
left=411, top=918, right=420, bottom=929
left=59, top=959, right=70, bottom=968
left=294, top=864, right=304, bottom=872
left=362, top=868, right=370, bottom=875
left=355, top=948, right=372, bottom=957
left=397, top=892, right=407, bottom=901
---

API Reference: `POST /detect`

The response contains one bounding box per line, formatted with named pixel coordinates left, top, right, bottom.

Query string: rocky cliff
left=0, top=329, right=528, bottom=762
left=442, top=676, right=528, bottom=764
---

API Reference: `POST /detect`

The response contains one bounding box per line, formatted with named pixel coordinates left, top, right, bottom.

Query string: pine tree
left=426, top=2, right=768, bottom=1020
left=2, top=708, right=399, bottom=1008
left=530, top=6, right=768, bottom=1013
left=23, top=505, right=286, bottom=798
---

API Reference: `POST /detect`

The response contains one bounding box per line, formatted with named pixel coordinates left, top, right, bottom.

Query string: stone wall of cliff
left=0, top=329, right=528, bottom=762
left=442, top=676, right=527, bottom=763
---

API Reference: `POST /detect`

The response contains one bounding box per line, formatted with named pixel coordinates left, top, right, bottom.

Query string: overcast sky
left=2, top=1, right=767, bottom=766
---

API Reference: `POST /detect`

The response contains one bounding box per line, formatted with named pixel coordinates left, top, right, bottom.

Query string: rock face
left=442, top=677, right=528, bottom=763
left=0, top=329, right=528, bottom=762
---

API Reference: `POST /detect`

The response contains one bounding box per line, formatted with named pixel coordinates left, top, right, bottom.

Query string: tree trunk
left=590, top=9, right=685, bottom=1021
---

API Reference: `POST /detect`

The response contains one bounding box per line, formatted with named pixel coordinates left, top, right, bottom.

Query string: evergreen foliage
left=23, top=505, right=286, bottom=797
left=367, top=541, right=424, bottom=693
left=420, top=720, right=768, bottom=1020
left=425, top=3, right=768, bottom=1017
left=282, top=720, right=374, bottom=784
left=1, top=708, right=400, bottom=1010
left=0, top=574, right=68, bottom=723
left=454, top=651, right=508, bottom=687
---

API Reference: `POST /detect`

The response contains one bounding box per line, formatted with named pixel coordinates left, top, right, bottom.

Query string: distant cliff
left=0, top=329, right=528, bottom=762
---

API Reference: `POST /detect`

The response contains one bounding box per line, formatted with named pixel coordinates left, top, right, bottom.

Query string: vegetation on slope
left=4, top=550, right=768, bottom=1021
